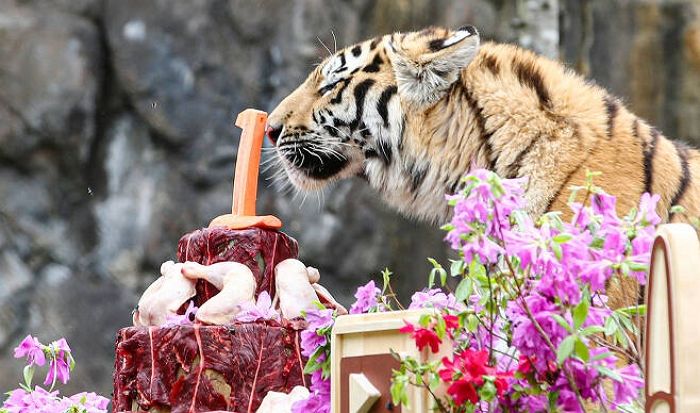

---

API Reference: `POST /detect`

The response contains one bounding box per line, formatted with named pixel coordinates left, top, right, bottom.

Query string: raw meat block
left=113, top=324, right=306, bottom=413
left=176, top=227, right=298, bottom=304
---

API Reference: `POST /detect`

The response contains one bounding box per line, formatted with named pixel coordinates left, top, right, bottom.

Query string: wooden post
left=645, top=224, right=700, bottom=413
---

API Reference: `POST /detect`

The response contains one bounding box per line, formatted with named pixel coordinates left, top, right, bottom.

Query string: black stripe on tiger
left=642, top=127, right=660, bottom=195
left=546, top=133, right=590, bottom=212
left=460, top=81, right=496, bottom=170
left=481, top=53, right=500, bottom=75
left=376, top=138, right=392, bottom=166
left=349, top=79, right=375, bottom=131
left=330, top=79, right=351, bottom=105
left=407, top=161, right=428, bottom=193
left=604, top=96, right=619, bottom=139
left=669, top=141, right=691, bottom=218
left=513, top=59, right=552, bottom=109
left=363, top=54, right=384, bottom=73
left=376, top=85, right=397, bottom=128
left=504, top=134, right=542, bottom=179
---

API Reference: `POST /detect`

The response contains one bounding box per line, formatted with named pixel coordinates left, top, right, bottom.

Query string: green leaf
left=551, top=242, right=563, bottom=261
left=557, top=335, right=576, bottom=365
left=434, top=316, right=446, bottom=339
left=479, top=379, right=497, bottom=401
left=574, top=337, right=589, bottom=362
left=670, top=205, right=686, bottom=214
left=553, top=233, right=573, bottom=244
left=303, top=347, right=327, bottom=374
left=572, top=295, right=590, bottom=330
left=550, top=314, right=573, bottom=333
left=627, top=261, right=648, bottom=272
left=455, top=278, right=473, bottom=301
left=597, top=366, right=623, bottom=382
left=469, top=259, right=486, bottom=279
left=450, top=260, right=465, bottom=277
left=580, top=326, right=606, bottom=336
left=604, top=316, right=617, bottom=336
left=591, top=351, right=615, bottom=361
left=466, top=314, right=479, bottom=332
left=22, top=365, right=34, bottom=388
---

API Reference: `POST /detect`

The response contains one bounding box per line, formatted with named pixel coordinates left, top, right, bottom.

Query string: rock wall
left=0, top=0, right=698, bottom=398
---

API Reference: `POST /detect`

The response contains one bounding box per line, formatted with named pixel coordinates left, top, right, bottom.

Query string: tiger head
left=267, top=26, right=480, bottom=207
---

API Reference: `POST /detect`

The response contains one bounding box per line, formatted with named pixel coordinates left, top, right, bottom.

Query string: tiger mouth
left=276, top=141, right=350, bottom=185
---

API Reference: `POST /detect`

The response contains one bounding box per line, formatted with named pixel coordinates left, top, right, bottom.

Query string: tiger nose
left=266, top=125, right=282, bottom=145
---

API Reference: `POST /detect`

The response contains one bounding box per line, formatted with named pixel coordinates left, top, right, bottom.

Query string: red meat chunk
left=176, top=227, right=299, bottom=305
left=113, top=324, right=306, bottom=413
left=113, top=227, right=304, bottom=412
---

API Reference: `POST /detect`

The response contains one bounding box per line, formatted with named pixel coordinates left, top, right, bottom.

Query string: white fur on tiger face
left=268, top=25, right=700, bottom=228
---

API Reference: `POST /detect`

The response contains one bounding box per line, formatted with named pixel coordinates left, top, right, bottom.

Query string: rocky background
left=0, top=0, right=698, bottom=400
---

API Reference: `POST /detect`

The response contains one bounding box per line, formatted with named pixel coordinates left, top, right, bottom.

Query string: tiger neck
left=363, top=86, right=493, bottom=223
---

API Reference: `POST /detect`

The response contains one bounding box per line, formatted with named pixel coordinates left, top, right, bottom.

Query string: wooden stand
left=645, top=224, right=700, bottom=413
left=330, top=310, right=450, bottom=413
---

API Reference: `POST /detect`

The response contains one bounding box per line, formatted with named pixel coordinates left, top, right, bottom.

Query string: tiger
left=267, top=25, right=700, bottom=229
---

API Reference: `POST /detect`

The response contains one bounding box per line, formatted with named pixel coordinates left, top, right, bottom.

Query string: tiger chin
left=267, top=25, right=700, bottom=225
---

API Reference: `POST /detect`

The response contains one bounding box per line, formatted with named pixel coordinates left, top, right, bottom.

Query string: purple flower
left=44, top=357, right=70, bottom=387
left=163, top=301, right=198, bottom=327
left=13, top=335, right=46, bottom=367
left=612, top=364, right=644, bottom=406
left=300, top=329, right=327, bottom=358
left=235, top=292, right=280, bottom=322
left=349, top=280, right=381, bottom=314
left=408, top=289, right=463, bottom=312
left=507, top=295, right=568, bottom=371
left=304, top=308, right=334, bottom=331
left=291, top=368, right=330, bottom=413
left=42, top=338, right=72, bottom=387
left=637, top=193, right=661, bottom=226
left=299, top=308, right=335, bottom=358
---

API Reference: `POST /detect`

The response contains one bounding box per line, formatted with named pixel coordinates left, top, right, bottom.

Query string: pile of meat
left=112, top=227, right=344, bottom=413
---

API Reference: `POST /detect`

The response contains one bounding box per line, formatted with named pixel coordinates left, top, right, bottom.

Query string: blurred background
left=0, top=0, right=699, bottom=400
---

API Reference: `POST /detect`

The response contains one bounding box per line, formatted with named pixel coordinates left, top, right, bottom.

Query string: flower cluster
left=293, top=276, right=396, bottom=413
left=292, top=307, right=335, bottom=413
left=391, top=169, right=652, bottom=412
left=1, top=335, right=109, bottom=413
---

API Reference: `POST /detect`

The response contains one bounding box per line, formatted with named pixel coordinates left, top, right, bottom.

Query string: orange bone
left=208, top=109, right=283, bottom=230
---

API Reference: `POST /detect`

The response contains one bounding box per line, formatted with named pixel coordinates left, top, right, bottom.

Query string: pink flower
left=163, top=301, right=198, bottom=327
left=291, top=367, right=330, bottom=413
left=637, top=193, right=661, bottom=226
left=235, top=292, right=279, bottom=322
left=13, top=335, right=46, bottom=367
left=43, top=338, right=72, bottom=386
left=349, top=280, right=381, bottom=314
left=408, top=289, right=462, bottom=312
left=613, top=364, right=644, bottom=406
left=44, top=357, right=70, bottom=386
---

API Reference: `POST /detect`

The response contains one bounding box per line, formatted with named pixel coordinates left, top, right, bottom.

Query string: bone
left=306, top=266, right=320, bottom=284
left=275, top=259, right=320, bottom=319
left=182, top=261, right=257, bottom=325
left=256, top=386, right=310, bottom=413
left=135, top=261, right=196, bottom=326
left=312, top=283, right=348, bottom=315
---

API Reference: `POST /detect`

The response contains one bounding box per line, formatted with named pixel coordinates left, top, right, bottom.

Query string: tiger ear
left=386, top=26, right=480, bottom=106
